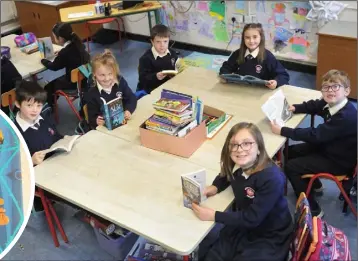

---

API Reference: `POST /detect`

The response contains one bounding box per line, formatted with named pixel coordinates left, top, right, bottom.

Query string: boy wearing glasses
left=270, top=69, right=357, bottom=217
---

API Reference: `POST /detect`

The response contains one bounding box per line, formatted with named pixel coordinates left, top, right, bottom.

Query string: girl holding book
left=193, top=122, right=293, bottom=261
left=84, top=49, right=137, bottom=129
left=219, top=23, right=289, bottom=89
left=41, top=23, right=90, bottom=108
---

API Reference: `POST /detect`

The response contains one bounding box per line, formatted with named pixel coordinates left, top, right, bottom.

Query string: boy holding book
left=137, top=24, right=181, bottom=94
left=270, top=70, right=357, bottom=217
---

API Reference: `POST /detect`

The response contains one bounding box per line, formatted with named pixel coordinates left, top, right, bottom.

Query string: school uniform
left=219, top=48, right=290, bottom=87
left=137, top=47, right=179, bottom=94
left=280, top=98, right=357, bottom=212
left=202, top=163, right=293, bottom=261
left=41, top=41, right=90, bottom=107
left=85, top=76, right=137, bottom=129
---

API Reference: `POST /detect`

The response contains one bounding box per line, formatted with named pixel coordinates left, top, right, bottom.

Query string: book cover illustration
left=153, top=98, right=190, bottom=113
left=38, top=37, right=54, bottom=59
left=261, top=89, right=293, bottom=127
left=161, top=89, right=193, bottom=108
left=181, top=169, right=206, bottom=209
left=100, top=97, right=125, bottom=131
left=220, top=73, right=268, bottom=86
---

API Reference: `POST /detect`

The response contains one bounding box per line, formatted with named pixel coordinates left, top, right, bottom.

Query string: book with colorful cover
left=181, top=169, right=206, bottom=209
left=38, top=37, right=55, bottom=59
left=145, top=116, right=180, bottom=134
left=100, top=97, right=125, bottom=130
left=153, top=98, right=190, bottom=113
left=160, top=89, right=193, bottom=109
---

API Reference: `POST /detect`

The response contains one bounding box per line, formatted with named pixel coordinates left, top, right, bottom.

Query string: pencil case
left=1, top=46, right=11, bottom=59
left=14, top=32, right=37, bottom=48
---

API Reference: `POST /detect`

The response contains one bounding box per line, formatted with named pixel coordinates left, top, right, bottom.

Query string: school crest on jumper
left=48, top=128, right=55, bottom=135
left=255, top=65, right=262, bottom=74
left=171, top=58, right=176, bottom=67
left=116, top=91, right=122, bottom=98
left=245, top=187, right=255, bottom=199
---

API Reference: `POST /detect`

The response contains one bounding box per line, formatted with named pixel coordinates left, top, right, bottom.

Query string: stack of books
left=144, top=89, right=203, bottom=137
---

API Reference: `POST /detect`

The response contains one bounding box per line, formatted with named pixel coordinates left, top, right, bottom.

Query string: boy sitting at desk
left=270, top=69, right=357, bottom=217
left=136, top=24, right=181, bottom=94
left=13, top=80, right=64, bottom=166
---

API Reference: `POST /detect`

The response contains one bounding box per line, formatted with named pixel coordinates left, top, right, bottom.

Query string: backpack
left=308, top=218, right=351, bottom=261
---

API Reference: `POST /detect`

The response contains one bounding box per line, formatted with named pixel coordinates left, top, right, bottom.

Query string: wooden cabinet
left=14, top=1, right=102, bottom=41
left=316, top=21, right=357, bottom=99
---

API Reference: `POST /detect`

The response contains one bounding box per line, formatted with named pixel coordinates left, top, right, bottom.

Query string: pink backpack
left=308, top=218, right=351, bottom=261
left=14, top=32, right=37, bottom=47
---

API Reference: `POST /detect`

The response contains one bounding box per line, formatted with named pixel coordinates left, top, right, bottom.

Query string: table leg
left=147, top=11, right=152, bottom=32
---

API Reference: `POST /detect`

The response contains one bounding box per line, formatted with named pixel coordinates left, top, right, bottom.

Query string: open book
left=101, top=97, right=125, bottom=130
left=220, top=73, right=268, bottom=86
left=181, top=169, right=207, bottom=209
left=42, top=135, right=80, bottom=154
left=38, top=37, right=55, bottom=59
left=261, top=89, right=292, bottom=127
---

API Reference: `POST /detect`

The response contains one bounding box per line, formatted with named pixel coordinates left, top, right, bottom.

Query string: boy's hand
left=156, top=72, right=166, bottom=81
left=203, top=185, right=218, bottom=197
left=270, top=120, right=282, bottom=135
left=192, top=203, right=215, bottom=221
left=32, top=151, right=46, bottom=165
left=124, top=110, right=132, bottom=120
left=266, top=80, right=277, bottom=89
left=289, top=105, right=295, bottom=112
left=96, top=116, right=105, bottom=126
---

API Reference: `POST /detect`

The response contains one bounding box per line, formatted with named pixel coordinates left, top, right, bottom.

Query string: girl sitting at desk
left=192, top=122, right=293, bottom=261
left=219, top=23, right=290, bottom=89
left=41, top=22, right=90, bottom=109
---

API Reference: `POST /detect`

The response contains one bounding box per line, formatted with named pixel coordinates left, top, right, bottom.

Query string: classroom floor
left=3, top=39, right=357, bottom=260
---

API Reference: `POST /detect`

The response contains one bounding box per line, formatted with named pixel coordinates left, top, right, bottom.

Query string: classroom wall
left=0, top=1, right=19, bottom=34
left=106, top=1, right=357, bottom=65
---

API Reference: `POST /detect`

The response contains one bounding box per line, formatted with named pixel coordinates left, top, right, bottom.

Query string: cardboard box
left=139, top=120, right=207, bottom=158
left=204, top=105, right=226, bottom=135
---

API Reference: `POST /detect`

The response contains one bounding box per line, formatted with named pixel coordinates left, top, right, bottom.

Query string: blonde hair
left=91, top=49, right=120, bottom=80
left=220, top=122, right=273, bottom=180
left=237, top=23, right=266, bottom=65
left=322, top=69, right=350, bottom=88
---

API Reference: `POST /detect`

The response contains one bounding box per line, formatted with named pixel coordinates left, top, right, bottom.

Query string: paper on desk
left=261, top=89, right=292, bottom=127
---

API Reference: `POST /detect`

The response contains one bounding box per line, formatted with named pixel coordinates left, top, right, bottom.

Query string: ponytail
left=71, top=32, right=90, bottom=64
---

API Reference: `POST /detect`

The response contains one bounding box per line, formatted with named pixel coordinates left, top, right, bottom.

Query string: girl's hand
left=96, top=116, right=105, bottom=126
left=265, top=80, right=277, bottom=89
left=124, top=110, right=132, bottom=120
left=157, top=72, right=166, bottom=80
left=192, top=203, right=215, bottom=221
left=289, top=105, right=295, bottom=112
left=203, top=185, right=218, bottom=197
left=32, top=151, right=46, bottom=165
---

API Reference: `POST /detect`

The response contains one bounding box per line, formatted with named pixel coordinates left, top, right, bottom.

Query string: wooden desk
left=59, top=1, right=162, bottom=33
left=34, top=130, right=233, bottom=255
left=316, top=21, right=357, bottom=99
left=97, top=67, right=322, bottom=170
left=1, top=34, right=62, bottom=79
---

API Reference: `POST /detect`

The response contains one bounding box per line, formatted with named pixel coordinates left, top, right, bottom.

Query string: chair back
left=1, top=89, right=16, bottom=120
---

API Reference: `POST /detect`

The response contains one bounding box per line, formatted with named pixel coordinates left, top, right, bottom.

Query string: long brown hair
left=220, top=122, right=272, bottom=180
left=237, top=23, right=266, bottom=65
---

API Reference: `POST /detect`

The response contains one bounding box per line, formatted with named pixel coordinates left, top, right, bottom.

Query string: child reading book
left=219, top=23, right=289, bottom=89
left=137, top=24, right=181, bottom=94
left=85, top=49, right=137, bottom=129
left=193, top=122, right=293, bottom=261
left=41, top=23, right=90, bottom=108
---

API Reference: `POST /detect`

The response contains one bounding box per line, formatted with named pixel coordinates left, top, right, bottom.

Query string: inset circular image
left=0, top=110, right=35, bottom=259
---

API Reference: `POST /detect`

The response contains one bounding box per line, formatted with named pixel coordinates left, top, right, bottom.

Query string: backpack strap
left=78, top=64, right=92, bottom=79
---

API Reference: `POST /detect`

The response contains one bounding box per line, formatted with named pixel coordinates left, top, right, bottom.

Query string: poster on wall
left=290, top=1, right=312, bottom=32
left=209, top=0, right=226, bottom=21
left=235, top=0, right=246, bottom=14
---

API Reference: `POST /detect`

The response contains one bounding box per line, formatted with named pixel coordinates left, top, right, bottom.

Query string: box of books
left=139, top=120, right=207, bottom=158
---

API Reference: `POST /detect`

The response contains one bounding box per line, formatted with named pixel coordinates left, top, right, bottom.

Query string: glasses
left=321, top=84, right=343, bottom=92
left=229, top=141, right=255, bottom=152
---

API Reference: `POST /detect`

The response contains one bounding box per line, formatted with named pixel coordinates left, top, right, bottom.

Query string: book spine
left=103, top=104, right=112, bottom=130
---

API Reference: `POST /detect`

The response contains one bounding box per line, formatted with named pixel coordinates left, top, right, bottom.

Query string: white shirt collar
left=63, top=41, right=71, bottom=48
left=244, top=47, right=259, bottom=58
left=151, top=46, right=171, bottom=60
left=16, top=112, right=43, bottom=132
left=97, top=81, right=113, bottom=94
left=232, top=164, right=249, bottom=179
left=324, top=98, right=348, bottom=116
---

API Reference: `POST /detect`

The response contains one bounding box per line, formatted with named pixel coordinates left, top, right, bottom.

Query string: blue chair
left=135, top=90, right=148, bottom=100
